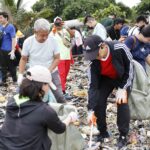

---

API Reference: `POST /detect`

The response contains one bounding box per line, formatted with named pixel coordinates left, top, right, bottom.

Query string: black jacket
left=107, top=26, right=120, bottom=40
left=0, top=96, right=66, bottom=150
left=88, top=42, right=133, bottom=110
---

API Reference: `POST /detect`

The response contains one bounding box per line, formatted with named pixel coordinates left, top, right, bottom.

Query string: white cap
left=27, top=65, right=57, bottom=90
left=54, top=16, right=62, bottom=23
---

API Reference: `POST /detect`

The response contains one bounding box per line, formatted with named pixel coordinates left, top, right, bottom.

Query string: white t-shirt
left=74, top=30, right=83, bottom=47
left=22, top=35, right=60, bottom=72
left=93, top=23, right=107, bottom=40
left=128, top=26, right=140, bottom=36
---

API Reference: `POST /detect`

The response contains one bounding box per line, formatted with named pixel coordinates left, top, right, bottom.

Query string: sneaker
left=97, top=131, right=110, bottom=142
left=117, top=135, right=127, bottom=149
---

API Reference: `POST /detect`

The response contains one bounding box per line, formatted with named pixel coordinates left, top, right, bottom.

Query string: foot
left=117, top=135, right=127, bottom=149
left=97, top=131, right=110, bottom=142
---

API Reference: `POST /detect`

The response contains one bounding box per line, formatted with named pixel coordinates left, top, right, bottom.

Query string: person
left=84, top=15, right=107, bottom=40
left=0, top=11, right=17, bottom=86
left=101, top=13, right=116, bottom=28
left=0, top=65, right=78, bottom=150
left=68, top=27, right=83, bottom=55
left=50, top=16, right=73, bottom=100
left=84, top=35, right=133, bottom=149
left=125, top=24, right=150, bottom=71
left=17, top=18, right=66, bottom=103
left=106, top=18, right=124, bottom=41
left=128, top=15, right=147, bottom=36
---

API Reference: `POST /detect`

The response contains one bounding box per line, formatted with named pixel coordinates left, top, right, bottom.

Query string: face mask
left=88, top=26, right=94, bottom=30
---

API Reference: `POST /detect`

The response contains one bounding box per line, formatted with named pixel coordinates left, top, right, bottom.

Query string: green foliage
left=32, top=0, right=45, bottom=12
left=93, top=4, right=123, bottom=21
left=117, top=2, right=132, bottom=18
left=62, top=0, right=110, bottom=20
left=135, top=0, right=150, bottom=15
left=36, top=8, right=54, bottom=21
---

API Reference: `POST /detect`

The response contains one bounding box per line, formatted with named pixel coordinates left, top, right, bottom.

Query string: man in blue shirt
left=125, top=25, right=150, bottom=71
left=0, top=11, right=17, bottom=86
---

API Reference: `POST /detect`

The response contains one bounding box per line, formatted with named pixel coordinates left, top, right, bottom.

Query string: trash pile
left=0, top=57, right=150, bottom=149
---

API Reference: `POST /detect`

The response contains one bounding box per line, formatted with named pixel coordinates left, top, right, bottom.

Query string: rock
left=80, top=126, right=100, bottom=136
left=146, top=131, right=150, bottom=137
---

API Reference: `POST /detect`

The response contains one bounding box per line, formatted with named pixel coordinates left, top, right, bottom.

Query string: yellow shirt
left=50, top=29, right=71, bottom=60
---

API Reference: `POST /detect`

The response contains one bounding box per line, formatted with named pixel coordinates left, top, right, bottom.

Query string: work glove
left=116, top=88, right=127, bottom=104
left=68, top=112, right=78, bottom=123
left=17, top=74, right=24, bottom=85
left=8, top=50, right=15, bottom=60
left=87, top=110, right=97, bottom=126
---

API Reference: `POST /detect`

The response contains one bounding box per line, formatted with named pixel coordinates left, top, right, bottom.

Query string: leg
left=58, top=60, right=66, bottom=92
left=94, top=77, right=116, bottom=134
left=0, top=50, right=8, bottom=83
left=8, top=57, right=17, bottom=82
left=51, top=70, right=66, bottom=103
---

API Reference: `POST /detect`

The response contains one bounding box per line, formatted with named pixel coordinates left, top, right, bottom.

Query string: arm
left=88, top=60, right=101, bottom=110
left=49, top=53, right=60, bottom=73
left=19, top=56, right=28, bottom=73
left=11, top=37, right=16, bottom=51
left=119, top=44, right=134, bottom=89
left=44, top=105, right=66, bottom=134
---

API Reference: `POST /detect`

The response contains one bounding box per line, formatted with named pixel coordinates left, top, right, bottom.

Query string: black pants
left=0, top=50, right=17, bottom=83
left=94, top=76, right=130, bottom=136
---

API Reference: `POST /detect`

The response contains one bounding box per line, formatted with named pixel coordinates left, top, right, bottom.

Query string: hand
left=116, top=88, right=127, bottom=104
left=17, top=74, right=24, bottom=85
left=8, top=50, right=15, bottom=60
left=68, top=112, right=78, bottom=123
left=87, top=110, right=97, bottom=126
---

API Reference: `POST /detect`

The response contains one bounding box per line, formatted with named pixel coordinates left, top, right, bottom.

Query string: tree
left=62, top=0, right=110, bottom=20
left=117, top=2, right=132, bottom=18
left=93, top=4, right=124, bottom=21
left=135, top=0, right=150, bottom=15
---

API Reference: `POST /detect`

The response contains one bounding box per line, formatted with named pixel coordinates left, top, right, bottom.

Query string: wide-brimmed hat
left=27, top=65, right=56, bottom=90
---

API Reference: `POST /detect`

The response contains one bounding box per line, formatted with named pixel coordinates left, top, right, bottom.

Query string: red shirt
left=100, top=53, right=118, bottom=79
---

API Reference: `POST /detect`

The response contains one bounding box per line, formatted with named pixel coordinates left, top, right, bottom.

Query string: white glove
left=8, top=50, right=15, bottom=60
left=87, top=110, right=97, bottom=125
left=116, top=88, right=127, bottom=104
left=87, top=110, right=93, bottom=124
left=68, top=112, right=78, bottom=123
left=17, top=74, right=24, bottom=85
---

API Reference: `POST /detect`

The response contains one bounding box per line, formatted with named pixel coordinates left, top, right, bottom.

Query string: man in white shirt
left=128, top=15, right=147, bottom=36
left=18, top=18, right=65, bottom=103
left=84, top=15, right=107, bottom=40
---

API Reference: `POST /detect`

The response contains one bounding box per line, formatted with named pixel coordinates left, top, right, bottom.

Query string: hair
left=34, top=18, right=50, bottom=31
left=84, top=15, right=95, bottom=25
left=19, top=78, right=45, bottom=101
left=141, top=25, right=150, bottom=38
left=113, top=18, right=124, bottom=25
left=0, top=11, right=9, bottom=20
left=136, top=15, right=147, bottom=24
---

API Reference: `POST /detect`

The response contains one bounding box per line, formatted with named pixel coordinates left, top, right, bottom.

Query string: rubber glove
left=17, top=74, right=24, bottom=85
left=116, top=88, right=127, bottom=104
left=87, top=110, right=97, bottom=126
left=8, top=50, right=15, bottom=60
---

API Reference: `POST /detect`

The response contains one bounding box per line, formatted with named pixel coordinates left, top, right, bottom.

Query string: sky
left=22, top=0, right=141, bottom=11
left=116, top=0, right=141, bottom=8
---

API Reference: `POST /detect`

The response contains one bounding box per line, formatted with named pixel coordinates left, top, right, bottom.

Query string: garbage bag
left=48, top=103, right=85, bottom=150
left=129, top=60, right=150, bottom=120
